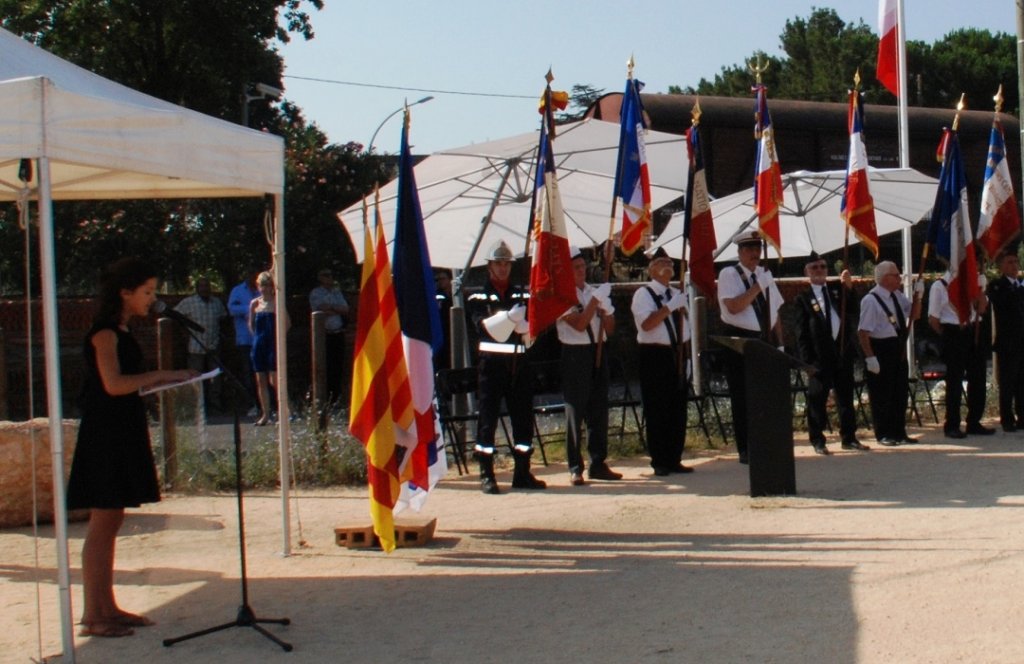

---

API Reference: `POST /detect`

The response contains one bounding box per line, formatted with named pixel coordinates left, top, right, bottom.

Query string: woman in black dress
left=66, top=258, right=195, bottom=638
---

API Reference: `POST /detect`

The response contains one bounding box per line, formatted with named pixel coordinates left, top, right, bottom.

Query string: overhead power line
left=284, top=74, right=536, bottom=99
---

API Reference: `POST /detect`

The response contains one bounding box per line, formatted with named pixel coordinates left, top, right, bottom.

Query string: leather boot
left=476, top=452, right=500, bottom=495
left=511, top=450, right=546, bottom=489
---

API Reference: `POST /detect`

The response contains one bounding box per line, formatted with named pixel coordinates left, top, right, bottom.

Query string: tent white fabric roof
left=0, top=27, right=287, bottom=662
left=0, top=28, right=284, bottom=199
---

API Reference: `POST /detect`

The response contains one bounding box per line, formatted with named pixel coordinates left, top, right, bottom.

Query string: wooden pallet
left=334, top=517, right=437, bottom=549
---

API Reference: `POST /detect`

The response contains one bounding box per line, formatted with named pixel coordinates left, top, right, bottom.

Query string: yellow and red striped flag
left=349, top=211, right=401, bottom=552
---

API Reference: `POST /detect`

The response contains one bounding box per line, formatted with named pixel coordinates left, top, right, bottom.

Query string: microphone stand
left=159, top=313, right=292, bottom=652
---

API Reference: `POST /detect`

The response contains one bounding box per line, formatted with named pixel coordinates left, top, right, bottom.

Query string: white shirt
left=718, top=263, right=783, bottom=331
left=630, top=280, right=691, bottom=346
left=811, top=283, right=840, bottom=340
left=858, top=285, right=911, bottom=339
left=928, top=272, right=979, bottom=325
left=556, top=284, right=605, bottom=345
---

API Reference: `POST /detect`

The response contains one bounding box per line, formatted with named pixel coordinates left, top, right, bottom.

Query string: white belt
left=479, top=341, right=525, bottom=354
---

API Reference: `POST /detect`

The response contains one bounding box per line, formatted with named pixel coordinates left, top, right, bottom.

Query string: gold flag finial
left=748, top=54, right=770, bottom=85
left=627, top=54, right=635, bottom=78
left=691, top=98, right=702, bottom=127
left=994, top=84, right=1004, bottom=113
left=853, top=68, right=861, bottom=90
left=952, top=93, right=966, bottom=132
left=545, top=67, right=554, bottom=85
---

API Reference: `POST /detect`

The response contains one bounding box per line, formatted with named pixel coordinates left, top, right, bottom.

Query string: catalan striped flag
left=392, top=109, right=446, bottom=512
left=977, top=114, right=1020, bottom=259
left=928, top=129, right=980, bottom=324
left=349, top=211, right=400, bottom=553
left=753, top=84, right=783, bottom=255
left=614, top=76, right=652, bottom=256
left=683, top=122, right=717, bottom=297
left=528, top=82, right=577, bottom=337
left=841, top=88, right=879, bottom=258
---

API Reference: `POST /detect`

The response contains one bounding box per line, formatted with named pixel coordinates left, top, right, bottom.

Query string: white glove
left=507, top=304, right=527, bottom=323
left=666, top=291, right=687, bottom=312
left=978, top=273, right=988, bottom=288
left=913, top=279, right=925, bottom=297
left=597, top=298, right=615, bottom=315
left=757, top=270, right=774, bottom=292
left=865, top=356, right=881, bottom=374
left=514, top=317, right=530, bottom=335
left=591, top=283, right=612, bottom=301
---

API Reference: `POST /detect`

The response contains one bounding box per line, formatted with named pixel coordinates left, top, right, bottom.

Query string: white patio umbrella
left=339, top=118, right=688, bottom=270
left=651, top=167, right=938, bottom=260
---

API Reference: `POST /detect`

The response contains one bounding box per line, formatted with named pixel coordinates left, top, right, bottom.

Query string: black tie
left=822, top=288, right=833, bottom=338
left=890, top=292, right=906, bottom=335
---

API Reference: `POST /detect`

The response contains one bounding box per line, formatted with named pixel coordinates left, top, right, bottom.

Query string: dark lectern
left=713, top=336, right=815, bottom=497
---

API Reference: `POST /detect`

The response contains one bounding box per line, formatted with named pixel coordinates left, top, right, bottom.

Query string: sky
left=277, top=1, right=1018, bottom=155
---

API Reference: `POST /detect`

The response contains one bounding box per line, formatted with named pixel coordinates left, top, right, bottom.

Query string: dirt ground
left=5, top=419, right=1024, bottom=664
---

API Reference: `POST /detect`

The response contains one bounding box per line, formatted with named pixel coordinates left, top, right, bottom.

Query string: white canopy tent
left=0, top=27, right=288, bottom=661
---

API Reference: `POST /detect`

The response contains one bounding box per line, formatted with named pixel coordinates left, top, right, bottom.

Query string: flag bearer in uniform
left=466, top=240, right=546, bottom=494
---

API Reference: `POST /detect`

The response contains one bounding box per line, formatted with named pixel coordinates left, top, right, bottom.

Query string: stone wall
left=0, top=418, right=86, bottom=528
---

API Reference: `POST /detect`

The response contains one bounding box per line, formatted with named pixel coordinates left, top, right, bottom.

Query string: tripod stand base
left=163, top=603, right=292, bottom=651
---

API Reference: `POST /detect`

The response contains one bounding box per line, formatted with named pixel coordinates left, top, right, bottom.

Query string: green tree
left=558, top=84, right=605, bottom=123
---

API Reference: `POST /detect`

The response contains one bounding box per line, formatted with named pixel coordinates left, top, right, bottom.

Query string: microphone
left=152, top=300, right=205, bottom=333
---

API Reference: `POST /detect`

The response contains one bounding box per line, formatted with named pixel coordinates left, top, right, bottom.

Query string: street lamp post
left=367, top=95, right=434, bottom=153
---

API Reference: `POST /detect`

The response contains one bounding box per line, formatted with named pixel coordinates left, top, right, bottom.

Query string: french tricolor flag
left=977, top=115, right=1021, bottom=259
left=841, top=89, right=879, bottom=258
left=753, top=84, right=783, bottom=255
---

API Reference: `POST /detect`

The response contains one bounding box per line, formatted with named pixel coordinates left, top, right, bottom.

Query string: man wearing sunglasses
left=793, top=254, right=869, bottom=455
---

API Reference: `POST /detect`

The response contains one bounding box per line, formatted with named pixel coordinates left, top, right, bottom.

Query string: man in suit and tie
left=793, top=254, right=868, bottom=454
left=986, top=250, right=1024, bottom=432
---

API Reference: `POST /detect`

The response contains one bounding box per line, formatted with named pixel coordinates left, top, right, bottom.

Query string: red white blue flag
left=841, top=89, right=879, bottom=258
left=683, top=124, right=717, bottom=297
left=392, top=109, right=445, bottom=511
left=927, top=129, right=980, bottom=324
left=528, top=83, right=577, bottom=338
left=977, top=115, right=1020, bottom=259
left=753, top=84, right=783, bottom=255
left=614, top=77, right=652, bottom=255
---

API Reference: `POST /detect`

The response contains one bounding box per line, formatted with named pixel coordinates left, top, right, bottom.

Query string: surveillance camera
left=254, top=83, right=283, bottom=99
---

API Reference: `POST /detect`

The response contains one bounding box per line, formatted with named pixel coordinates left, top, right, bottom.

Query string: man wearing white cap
left=556, top=247, right=622, bottom=485
left=717, top=230, right=783, bottom=464
left=631, top=250, right=693, bottom=476
left=466, top=239, right=546, bottom=494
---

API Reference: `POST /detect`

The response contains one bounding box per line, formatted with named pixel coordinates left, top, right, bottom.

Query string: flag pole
left=602, top=55, right=635, bottom=283
left=840, top=71, right=862, bottom=353
left=920, top=95, right=966, bottom=281
left=678, top=101, right=701, bottom=380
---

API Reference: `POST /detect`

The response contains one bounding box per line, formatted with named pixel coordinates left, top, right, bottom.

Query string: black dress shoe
left=570, top=472, right=586, bottom=486
left=812, top=444, right=830, bottom=455
left=671, top=463, right=695, bottom=473
left=944, top=429, right=967, bottom=439
left=841, top=440, right=870, bottom=451
left=738, top=452, right=749, bottom=465
left=588, top=463, right=623, bottom=481
left=1003, top=424, right=1017, bottom=433
left=899, top=435, right=919, bottom=444
left=652, top=467, right=671, bottom=477
left=877, top=437, right=900, bottom=447
left=966, top=424, right=996, bottom=436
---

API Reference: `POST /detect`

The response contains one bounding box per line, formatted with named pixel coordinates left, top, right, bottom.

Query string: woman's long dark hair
left=94, top=258, right=158, bottom=327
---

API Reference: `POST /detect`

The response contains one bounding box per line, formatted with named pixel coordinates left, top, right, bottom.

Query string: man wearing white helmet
left=465, top=239, right=546, bottom=494
left=556, top=246, right=622, bottom=485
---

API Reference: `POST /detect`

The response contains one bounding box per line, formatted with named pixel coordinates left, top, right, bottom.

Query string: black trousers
left=995, top=346, right=1024, bottom=427
left=940, top=324, right=987, bottom=430
left=561, top=344, right=610, bottom=473
left=476, top=353, right=534, bottom=450
left=806, top=356, right=858, bottom=444
left=865, top=337, right=910, bottom=440
left=637, top=344, right=686, bottom=470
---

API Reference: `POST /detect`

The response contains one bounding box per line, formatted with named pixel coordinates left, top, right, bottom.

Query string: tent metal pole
left=38, top=155, right=76, bottom=662
left=458, top=159, right=518, bottom=277
left=896, top=0, right=915, bottom=375
left=272, top=193, right=291, bottom=556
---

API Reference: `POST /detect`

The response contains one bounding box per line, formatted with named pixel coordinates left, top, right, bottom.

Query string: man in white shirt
left=556, top=247, right=622, bottom=485
left=858, top=261, right=923, bottom=446
left=927, top=271, right=993, bottom=438
left=630, top=251, right=692, bottom=476
left=174, top=276, right=227, bottom=413
left=716, top=230, right=783, bottom=464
